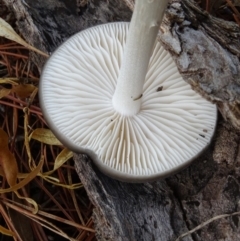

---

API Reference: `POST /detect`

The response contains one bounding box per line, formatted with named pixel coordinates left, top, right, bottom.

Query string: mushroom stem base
left=112, top=0, right=168, bottom=116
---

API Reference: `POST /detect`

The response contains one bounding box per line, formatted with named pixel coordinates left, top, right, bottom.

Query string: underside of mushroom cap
left=40, top=22, right=217, bottom=182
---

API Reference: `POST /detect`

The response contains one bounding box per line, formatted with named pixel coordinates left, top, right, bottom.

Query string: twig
left=176, top=211, right=240, bottom=241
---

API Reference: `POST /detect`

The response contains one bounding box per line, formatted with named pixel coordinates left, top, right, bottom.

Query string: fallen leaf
left=0, top=128, right=9, bottom=147
left=0, top=130, right=43, bottom=213
left=0, top=78, right=19, bottom=85
left=0, top=151, right=18, bottom=187
left=29, top=128, right=62, bottom=145
left=0, top=225, right=16, bottom=237
left=12, top=84, right=37, bottom=98
left=0, top=88, right=11, bottom=99
left=27, top=125, right=81, bottom=189
left=0, top=158, right=43, bottom=194
left=54, top=148, right=73, bottom=170
left=0, top=129, right=18, bottom=187
left=0, top=17, right=49, bottom=57
left=42, top=176, right=83, bottom=189
left=44, top=148, right=73, bottom=175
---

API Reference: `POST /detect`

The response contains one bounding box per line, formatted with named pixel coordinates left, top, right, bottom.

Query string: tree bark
left=159, top=0, right=240, bottom=130
left=124, top=0, right=240, bottom=129
left=3, top=0, right=240, bottom=240
left=74, top=120, right=240, bottom=241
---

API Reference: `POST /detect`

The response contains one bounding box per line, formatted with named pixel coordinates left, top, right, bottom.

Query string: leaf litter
left=0, top=2, right=95, bottom=240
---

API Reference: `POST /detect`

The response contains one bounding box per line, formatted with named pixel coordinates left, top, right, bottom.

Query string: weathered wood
left=159, top=0, right=240, bottom=129
left=3, top=0, right=240, bottom=240
left=167, top=121, right=240, bottom=241
left=74, top=154, right=193, bottom=241
left=74, top=120, right=240, bottom=241
left=3, top=0, right=132, bottom=69
left=160, top=0, right=240, bottom=105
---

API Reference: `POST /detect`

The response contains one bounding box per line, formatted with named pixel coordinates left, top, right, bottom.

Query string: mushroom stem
left=112, top=0, right=168, bottom=116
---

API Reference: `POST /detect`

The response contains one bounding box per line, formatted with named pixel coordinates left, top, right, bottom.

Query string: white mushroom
left=40, top=0, right=217, bottom=182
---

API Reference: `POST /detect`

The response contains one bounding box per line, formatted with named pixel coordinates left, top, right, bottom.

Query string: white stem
left=112, top=0, right=168, bottom=116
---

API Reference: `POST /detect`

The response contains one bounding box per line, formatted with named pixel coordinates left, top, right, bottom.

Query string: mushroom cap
left=40, top=22, right=217, bottom=182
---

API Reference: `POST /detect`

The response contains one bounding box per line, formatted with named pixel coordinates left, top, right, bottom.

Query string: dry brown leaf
left=0, top=128, right=18, bottom=187
left=29, top=128, right=62, bottom=146
left=23, top=107, right=33, bottom=168
left=0, top=158, right=43, bottom=194
left=0, top=225, right=16, bottom=237
left=0, top=17, right=49, bottom=57
left=12, top=84, right=37, bottom=98
left=0, top=88, right=11, bottom=99
left=0, top=128, right=8, bottom=146
left=0, top=150, right=18, bottom=187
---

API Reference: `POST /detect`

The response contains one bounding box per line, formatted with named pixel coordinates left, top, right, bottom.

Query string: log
left=2, top=0, right=132, bottom=69
left=158, top=0, right=240, bottom=130
left=3, top=0, right=240, bottom=240
left=74, top=120, right=240, bottom=241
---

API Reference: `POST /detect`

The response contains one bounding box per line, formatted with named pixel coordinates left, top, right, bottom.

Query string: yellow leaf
left=12, top=84, right=37, bottom=98
left=29, top=128, right=62, bottom=145
left=42, top=176, right=83, bottom=189
left=0, top=17, right=49, bottom=57
left=0, top=225, right=16, bottom=237
left=0, top=78, right=19, bottom=85
left=0, top=129, right=18, bottom=187
left=0, top=158, right=43, bottom=194
left=0, top=88, right=11, bottom=99
left=54, top=148, right=73, bottom=170
left=44, top=148, right=73, bottom=175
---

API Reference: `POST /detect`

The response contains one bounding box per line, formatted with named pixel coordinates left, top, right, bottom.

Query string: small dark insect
left=156, top=86, right=163, bottom=92
left=203, top=129, right=208, bottom=133
left=199, top=134, right=205, bottom=138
